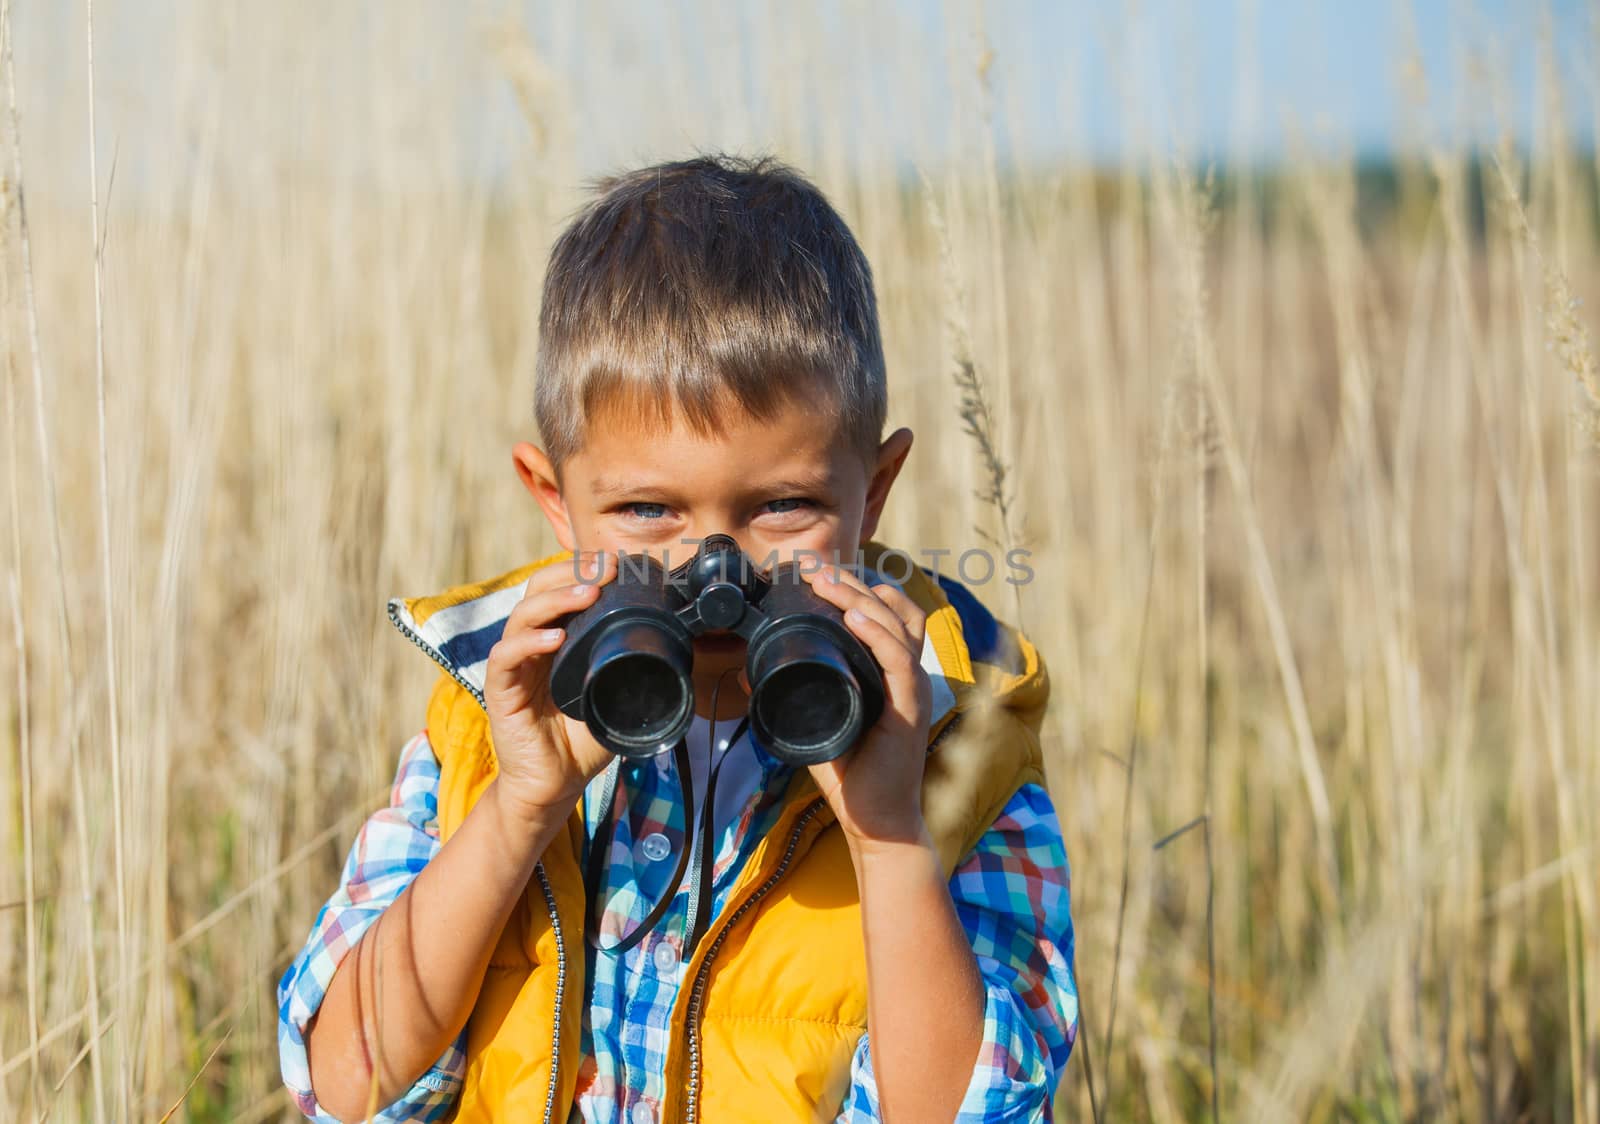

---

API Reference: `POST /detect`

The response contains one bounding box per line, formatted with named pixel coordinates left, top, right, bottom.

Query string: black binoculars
left=549, top=534, right=885, bottom=765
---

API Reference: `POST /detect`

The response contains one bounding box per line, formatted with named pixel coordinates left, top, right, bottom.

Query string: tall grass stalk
left=919, top=169, right=1025, bottom=629
left=1098, top=314, right=1184, bottom=1120
left=5, top=570, right=43, bottom=1115
left=82, top=1, right=131, bottom=1115
left=1173, top=142, right=1341, bottom=918
left=3, top=1, right=108, bottom=1118
left=1, top=17, right=41, bottom=1112
left=1490, top=141, right=1600, bottom=1124
left=1173, top=157, right=1222, bottom=1124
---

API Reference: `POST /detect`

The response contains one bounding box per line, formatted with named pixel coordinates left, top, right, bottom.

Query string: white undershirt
left=674, top=710, right=767, bottom=844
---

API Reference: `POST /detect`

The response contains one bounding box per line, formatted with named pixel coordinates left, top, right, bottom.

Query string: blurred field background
left=2, top=1, right=1598, bottom=1120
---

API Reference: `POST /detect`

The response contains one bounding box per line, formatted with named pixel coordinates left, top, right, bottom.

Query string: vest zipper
left=386, top=600, right=495, bottom=712
left=386, top=600, right=567, bottom=1124
left=680, top=712, right=967, bottom=1123
left=682, top=795, right=828, bottom=1124
left=534, top=863, right=566, bottom=1124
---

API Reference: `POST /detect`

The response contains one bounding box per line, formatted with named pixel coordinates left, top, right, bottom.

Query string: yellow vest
left=392, top=540, right=1050, bottom=1123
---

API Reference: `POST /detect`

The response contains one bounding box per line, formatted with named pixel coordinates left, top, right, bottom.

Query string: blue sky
left=506, top=0, right=1594, bottom=178
left=10, top=0, right=1595, bottom=206
left=996, top=0, right=1595, bottom=163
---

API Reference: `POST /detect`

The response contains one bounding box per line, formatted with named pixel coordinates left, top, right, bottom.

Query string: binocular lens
left=749, top=626, right=864, bottom=764
left=551, top=543, right=885, bottom=766
left=584, top=618, right=693, bottom=756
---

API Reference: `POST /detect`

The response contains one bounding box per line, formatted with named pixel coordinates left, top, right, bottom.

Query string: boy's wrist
left=844, top=815, right=936, bottom=866
left=485, top=778, right=581, bottom=861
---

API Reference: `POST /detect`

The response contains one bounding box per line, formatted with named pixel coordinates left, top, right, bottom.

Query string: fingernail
left=846, top=607, right=867, bottom=623
left=536, top=628, right=564, bottom=642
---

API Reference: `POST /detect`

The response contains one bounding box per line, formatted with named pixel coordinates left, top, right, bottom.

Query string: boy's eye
left=620, top=502, right=669, bottom=520
left=760, top=497, right=814, bottom=517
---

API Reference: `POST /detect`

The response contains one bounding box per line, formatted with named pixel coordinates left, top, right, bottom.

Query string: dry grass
left=1, top=3, right=1598, bottom=1121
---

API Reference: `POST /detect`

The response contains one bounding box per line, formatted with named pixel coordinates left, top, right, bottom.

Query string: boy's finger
left=810, top=561, right=871, bottom=593
left=526, top=549, right=617, bottom=594
left=507, top=551, right=622, bottom=630
left=841, top=609, right=930, bottom=721
left=814, top=570, right=912, bottom=650
left=814, top=566, right=924, bottom=648
left=864, top=582, right=926, bottom=651
left=483, top=628, right=567, bottom=700
left=488, top=626, right=566, bottom=667
left=504, top=580, right=599, bottom=634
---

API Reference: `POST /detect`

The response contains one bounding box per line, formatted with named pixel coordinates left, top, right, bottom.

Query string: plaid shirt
left=277, top=563, right=1078, bottom=1121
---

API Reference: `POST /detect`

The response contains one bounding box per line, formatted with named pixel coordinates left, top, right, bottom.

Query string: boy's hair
left=534, top=153, right=887, bottom=479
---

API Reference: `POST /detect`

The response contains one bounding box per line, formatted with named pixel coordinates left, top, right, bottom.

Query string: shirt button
left=639, top=832, right=671, bottom=863
left=630, top=1101, right=656, bottom=1124
left=652, top=940, right=680, bottom=974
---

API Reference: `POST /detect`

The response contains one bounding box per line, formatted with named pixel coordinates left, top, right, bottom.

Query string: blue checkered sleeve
left=276, top=730, right=466, bottom=1121
left=834, top=781, right=1078, bottom=1122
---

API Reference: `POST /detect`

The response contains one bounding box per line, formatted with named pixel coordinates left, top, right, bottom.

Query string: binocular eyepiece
left=548, top=535, right=886, bottom=765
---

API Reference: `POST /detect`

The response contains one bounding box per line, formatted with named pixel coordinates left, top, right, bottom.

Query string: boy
left=277, top=154, right=1077, bottom=1122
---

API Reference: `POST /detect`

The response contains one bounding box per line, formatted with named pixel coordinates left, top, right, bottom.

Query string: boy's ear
left=512, top=442, right=577, bottom=552
left=859, top=427, right=914, bottom=543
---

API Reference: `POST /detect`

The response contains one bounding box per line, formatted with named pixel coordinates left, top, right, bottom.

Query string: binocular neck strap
left=582, top=712, right=753, bottom=961
left=683, top=713, right=750, bottom=960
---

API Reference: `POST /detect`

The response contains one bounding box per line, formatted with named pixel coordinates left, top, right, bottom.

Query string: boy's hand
left=483, top=549, right=619, bottom=820
left=798, top=562, right=934, bottom=849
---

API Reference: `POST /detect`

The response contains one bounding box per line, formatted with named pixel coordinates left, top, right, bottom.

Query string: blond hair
left=534, top=154, right=887, bottom=477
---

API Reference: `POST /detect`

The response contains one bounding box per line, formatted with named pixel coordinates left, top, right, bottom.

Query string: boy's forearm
left=305, top=780, right=575, bottom=1120
left=850, top=828, right=987, bottom=1123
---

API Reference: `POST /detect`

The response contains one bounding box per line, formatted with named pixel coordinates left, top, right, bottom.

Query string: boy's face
left=513, top=394, right=914, bottom=716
